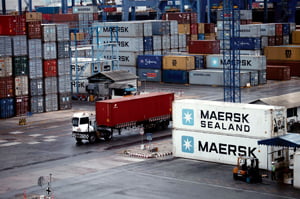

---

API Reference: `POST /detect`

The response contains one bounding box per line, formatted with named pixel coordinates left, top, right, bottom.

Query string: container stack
left=137, top=55, right=163, bottom=82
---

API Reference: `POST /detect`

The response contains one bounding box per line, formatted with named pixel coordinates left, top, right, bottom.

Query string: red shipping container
left=190, top=23, right=198, bottom=35
left=43, top=59, right=57, bottom=77
left=275, top=35, right=283, bottom=45
left=15, top=96, right=29, bottom=116
left=190, top=13, right=197, bottom=24
left=95, top=92, right=174, bottom=128
left=188, top=40, right=220, bottom=54
left=51, top=13, right=79, bottom=22
left=204, top=23, right=215, bottom=33
left=275, top=23, right=283, bottom=36
left=42, top=14, right=52, bottom=23
left=267, top=60, right=300, bottom=76
left=0, top=77, right=14, bottom=98
left=268, top=36, right=276, bottom=46
left=0, top=15, right=26, bottom=35
left=162, top=12, right=191, bottom=24
left=267, top=65, right=291, bottom=80
left=26, top=21, right=42, bottom=39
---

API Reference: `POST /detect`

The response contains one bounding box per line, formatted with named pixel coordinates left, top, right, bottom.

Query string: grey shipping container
left=58, top=58, right=71, bottom=76
left=42, top=24, right=56, bottom=42
left=162, top=34, right=171, bottom=50
left=28, top=39, right=42, bottom=59
left=58, top=74, right=71, bottom=93
left=44, top=93, right=58, bottom=112
left=170, top=34, right=179, bottom=49
left=58, top=92, right=72, bottom=110
left=0, top=36, right=12, bottom=57
left=56, top=24, right=70, bottom=41
left=57, top=41, right=70, bottom=58
left=43, top=42, right=57, bottom=60
left=12, top=35, right=27, bottom=56
left=44, top=77, right=57, bottom=94
left=258, top=69, right=267, bottom=85
left=29, top=58, right=43, bottom=79
left=242, top=70, right=259, bottom=86
left=138, top=68, right=162, bottom=82
left=189, top=69, right=251, bottom=87
left=30, top=78, right=43, bottom=96
left=31, top=95, right=44, bottom=113
left=0, top=57, right=12, bottom=77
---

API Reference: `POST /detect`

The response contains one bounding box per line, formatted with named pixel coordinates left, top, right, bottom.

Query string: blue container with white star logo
left=181, top=136, right=194, bottom=153
left=182, top=109, right=194, bottom=126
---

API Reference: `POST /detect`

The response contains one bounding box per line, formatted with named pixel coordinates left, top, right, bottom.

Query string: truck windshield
left=72, top=118, right=79, bottom=127
left=80, top=117, right=89, bottom=125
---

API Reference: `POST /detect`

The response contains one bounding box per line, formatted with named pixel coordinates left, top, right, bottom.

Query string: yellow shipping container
left=26, top=12, right=42, bottom=22
left=163, top=55, right=195, bottom=70
left=264, top=46, right=300, bottom=61
left=71, top=33, right=85, bottom=41
left=190, top=34, right=198, bottom=41
left=198, top=23, right=205, bottom=34
left=292, top=31, right=300, bottom=44
left=205, top=33, right=216, bottom=40
left=178, top=24, right=190, bottom=34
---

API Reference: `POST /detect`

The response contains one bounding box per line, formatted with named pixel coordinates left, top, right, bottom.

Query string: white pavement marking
left=27, top=141, right=41, bottom=145
left=44, top=139, right=56, bottom=142
left=0, top=140, right=8, bottom=143
left=9, top=131, right=24, bottom=135
left=44, top=136, right=58, bottom=139
left=0, top=142, right=21, bottom=147
left=29, top=134, right=43, bottom=137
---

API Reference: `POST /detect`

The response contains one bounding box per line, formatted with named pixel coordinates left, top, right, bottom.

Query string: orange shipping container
left=163, top=55, right=195, bottom=70
left=292, top=31, right=300, bottom=44
left=178, top=24, right=190, bottom=34
left=264, top=46, right=300, bottom=61
left=25, top=12, right=42, bottom=22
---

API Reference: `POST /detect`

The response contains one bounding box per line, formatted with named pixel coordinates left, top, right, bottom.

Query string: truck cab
left=72, top=112, right=96, bottom=143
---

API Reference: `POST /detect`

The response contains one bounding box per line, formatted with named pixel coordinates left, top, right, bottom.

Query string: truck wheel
left=88, top=133, right=96, bottom=144
left=233, top=173, right=238, bottom=180
left=76, top=138, right=82, bottom=143
left=103, top=130, right=112, bottom=141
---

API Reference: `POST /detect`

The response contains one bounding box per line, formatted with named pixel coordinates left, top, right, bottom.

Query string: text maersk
left=103, top=27, right=129, bottom=33
left=200, top=110, right=250, bottom=132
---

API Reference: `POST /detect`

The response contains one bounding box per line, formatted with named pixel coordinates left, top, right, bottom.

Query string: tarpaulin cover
left=258, top=133, right=300, bottom=148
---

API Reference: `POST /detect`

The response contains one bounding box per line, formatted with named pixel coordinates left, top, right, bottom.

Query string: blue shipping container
left=191, top=55, right=205, bottom=69
left=0, top=98, right=15, bottom=118
left=282, top=23, right=290, bottom=36
left=234, top=37, right=261, bottom=50
left=143, top=37, right=153, bottom=51
left=163, top=70, right=189, bottom=84
left=138, top=68, right=161, bottom=82
left=198, top=34, right=205, bottom=40
left=137, top=55, right=163, bottom=69
left=36, top=7, right=60, bottom=14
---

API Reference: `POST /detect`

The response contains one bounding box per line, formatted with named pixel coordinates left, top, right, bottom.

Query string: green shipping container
left=13, top=56, right=29, bottom=76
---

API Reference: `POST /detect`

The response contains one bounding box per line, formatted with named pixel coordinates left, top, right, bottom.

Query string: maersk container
left=143, top=36, right=153, bottom=51
left=31, top=95, right=44, bottom=113
left=206, top=55, right=266, bottom=70
left=163, top=55, right=195, bottom=70
left=45, top=93, right=58, bottom=112
left=12, top=35, right=27, bottom=56
left=93, top=21, right=144, bottom=37
left=44, top=77, right=57, bottom=94
left=58, top=58, right=71, bottom=76
left=0, top=57, right=12, bottom=77
left=29, top=58, right=43, bottom=79
left=58, top=75, right=71, bottom=93
left=102, top=51, right=139, bottom=66
left=15, top=75, right=29, bottom=96
left=172, top=99, right=286, bottom=138
left=100, top=37, right=143, bottom=52
left=163, top=70, right=189, bottom=84
left=137, top=55, right=162, bottom=69
left=189, top=69, right=251, bottom=87
left=0, top=36, right=12, bottom=57
left=0, top=98, right=15, bottom=118
left=71, top=79, right=88, bottom=94
left=0, top=77, right=14, bottom=98
left=43, top=42, right=57, bottom=60
left=29, top=78, right=43, bottom=96
left=95, top=92, right=174, bottom=128
left=259, top=24, right=275, bottom=36
left=28, top=39, right=42, bottom=59
left=173, top=129, right=274, bottom=170
left=239, top=50, right=262, bottom=56
left=138, top=68, right=161, bottom=82
left=57, top=41, right=70, bottom=58
left=119, top=66, right=137, bottom=75
left=56, top=24, right=70, bottom=41
left=42, top=24, right=57, bottom=42
left=58, top=92, right=72, bottom=110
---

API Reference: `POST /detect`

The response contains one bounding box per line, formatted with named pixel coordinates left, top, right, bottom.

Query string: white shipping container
left=178, top=34, right=187, bottom=48
left=28, top=39, right=42, bottom=59
left=172, top=99, right=286, bottom=138
left=56, top=24, right=70, bottom=41
left=258, top=24, right=275, bottom=36
left=102, top=51, right=139, bottom=66
left=58, top=58, right=71, bottom=76
left=58, top=75, right=71, bottom=93
left=12, top=35, right=27, bottom=56
left=15, top=75, right=29, bottom=96
left=93, top=21, right=144, bottom=37
left=29, top=58, right=43, bottom=79
left=170, top=34, right=179, bottom=49
left=99, top=37, right=143, bottom=52
left=169, top=20, right=179, bottom=35
left=216, top=20, right=240, bottom=31
left=173, top=129, right=276, bottom=170
left=143, top=21, right=153, bottom=37
left=153, top=35, right=162, bottom=50
left=44, top=77, right=57, bottom=94
left=43, top=42, right=57, bottom=60
left=0, top=57, right=12, bottom=77
left=236, top=50, right=262, bottom=56
left=240, top=10, right=252, bottom=20
left=239, top=24, right=261, bottom=37
left=45, top=93, right=58, bottom=112
left=71, top=78, right=89, bottom=94
left=162, top=34, right=170, bottom=50
left=42, top=24, right=56, bottom=42
left=119, top=66, right=137, bottom=75
left=206, top=54, right=266, bottom=70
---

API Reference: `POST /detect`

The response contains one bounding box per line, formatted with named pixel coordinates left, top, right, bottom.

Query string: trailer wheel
left=76, top=138, right=82, bottom=143
left=88, top=133, right=97, bottom=144
left=103, top=130, right=112, bottom=141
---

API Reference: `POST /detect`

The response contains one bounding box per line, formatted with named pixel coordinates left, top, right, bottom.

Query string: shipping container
left=57, top=58, right=71, bottom=76
left=0, top=15, right=26, bottom=35
left=137, top=55, right=163, bottom=69
left=15, top=75, right=29, bottom=96
left=25, top=12, right=42, bottom=22
left=170, top=34, right=179, bottom=49
left=206, top=55, right=266, bottom=70
left=163, top=70, right=189, bottom=84
left=268, top=36, right=276, bottom=46
left=95, top=92, right=174, bottom=127
left=173, top=129, right=272, bottom=170
left=148, top=20, right=170, bottom=35
left=292, top=30, right=300, bottom=44
left=30, top=95, right=44, bottom=113
left=258, top=69, right=267, bottom=84
left=0, top=36, right=12, bottom=57
left=162, top=34, right=171, bottom=50
left=138, top=68, right=161, bottom=82
left=36, top=7, right=60, bottom=14
left=57, top=41, right=70, bottom=58
left=275, top=35, right=283, bottom=45
left=43, top=59, right=57, bottom=77
left=188, top=40, right=220, bottom=54
left=169, top=20, right=178, bottom=35
left=224, top=37, right=261, bottom=50
left=258, top=23, right=275, bottom=36
left=0, top=77, right=14, bottom=98
left=217, top=9, right=240, bottom=21
left=28, top=39, right=42, bottom=59
left=264, top=46, right=300, bottom=61
left=13, top=56, right=29, bottom=76
left=71, top=78, right=88, bottom=94
left=12, top=35, right=27, bottom=56
left=239, top=24, right=261, bottom=37
left=162, top=12, right=192, bottom=24
left=0, top=98, right=15, bottom=118
left=143, top=36, right=153, bottom=51
left=239, top=50, right=262, bottom=56
left=267, top=60, right=300, bottom=76
left=26, top=21, right=42, bottom=39
left=275, top=23, right=283, bottom=36
left=173, top=99, right=286, bottom=138
left=58, top=75, right=71, bottom=93
left=43, top=42, right=57, bottom=60
left=99, top=37, right=143, bottom=52
left=242, top=70, right=259, bottom=86
left=178, top=24, right=190, bottom=34
left=42, top=24, right=56, bottom=42
left=266, top=65, right=291, bottom=80
left=44, top=93, right=58, bottom=112
left=119, top=66, right=137, bottom=75
left=153, top=35, right=162, bottom=50
left=29, top=58, right=43, bottom=79
left=73, top=6, right=97, bottom=13
left=15, top=95, right=29, bottom=116
left=189, top=69, right=251, bottom=87
left=0, top=57, right=12, bottom=77
left=163, top=55, right=195, bottom=70
left=44, top=77, right=57, bottom=94
left=102, top=51, right=139, bottom=66
left=178, top=34, right=187, bottom=48
left=29, top=78, right=43, bottom=96
left=56, top=24, right=70, bottom=41
left=93, top=21, right=144, bottom=37
left=58, top=92, right=72, bottom=110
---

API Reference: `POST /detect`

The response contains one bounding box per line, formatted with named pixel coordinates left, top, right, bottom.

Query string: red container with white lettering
left=188, top=40, right=220, bottom=54
left=0, top=15, right=26, bottom=35
left=43, top=59, right=57, bottom=77
left=15, top=95, right=29, bottom=116
left=27, top=21, right=42, bottom=39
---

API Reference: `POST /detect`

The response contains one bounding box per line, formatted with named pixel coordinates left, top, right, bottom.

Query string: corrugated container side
left=153, top=35, right=162, bottom=50
left=30, top=95, right=44, bottom=113
left=58, top=92, right=72, bottom=110
left=178, top=24, right=190, bottom=34
left=12, top=35, right=27, bottom=56
left=0, top=77, right=14, bottom=98
left=96, top=21, right=144, bottom=37
left=100, top=37, right=143, bottom=52
left=29, top=58, right=43, bottom=79
left=0, top=57, right=13, bottom=77
left=188, top=40, right=220, bottom=54
left=138, top=68, right=162, bottom=82
left=0, top=15, right=26, bottom=35
left=44, top=77, right=57, bottom=94
left=268, top=36, right=276, bottom=46
left=190, top=23, right=198, bottom=35
left=163, top=55, right=195, bottom=70
left=26, top=21, right=42, bottom=39
left=151, top=20, right=170, bottom=35
left=267, top=65, right=291, bottom=80
left=275, top=23, right=283, bottom=36
left=275, top=35, right=283, bottom=45
left=57, top=41, right=70, bottom=58
left=102, top=51, right=139, bottom=66
left=28, top=39, right=42, bottom=59
left=58, top=58, right=71, bottom=76
left=137, top=55, right=162, bottom=69
left=233, top=37, right=261, bottom=50
left=283, top=35, right=290, bottom=45
left=162, top=70, right=189, bottom=84
left=42, top=24, right=57, bottom=42
left=58, top=75, right=71, bottom=93
left=25, top=12, right=42, bottom=22
left=267, top=60, right=300, bottom=76
left=44, top=93, right=58, bottom=112
left=15, top=96, right=29, bottom=116
left=169, top=20, right=179, bottom=35
left=239, top=24, right=261, bottom=37
left=29, top=78, right=44, bottom=96
left=43, top=42, right=57, bottom=60
left=0, top=36, right=12, bottom=57
left=178, top=34, right=187, bottom=48
left=0, top=98, right=15, bottom=118
left=56, top=24, right=70, bottom=41
left=43, top=59, right=57, bottom=77
left=264, top=46, right=300, bottom=61
left=162, top=34, right=171, bottom=50
left=95, top=92, right=174, bottom=127
left=242, top=70, right=259, bottom=86
left=15, top=75, right=29, bottom=96
left=143, top=36, right=153, bottom=51
left=292, top=31, right=300, bottom=44
left=257, top=70, right=267, bottom=84
left=13, top=56, right=29, bottom=76
left=162, top=12, right=191, bottom=24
